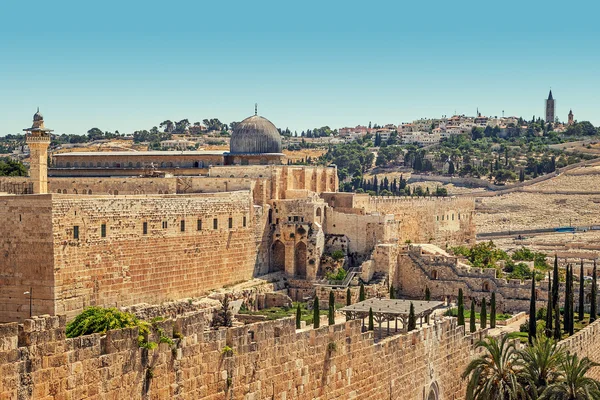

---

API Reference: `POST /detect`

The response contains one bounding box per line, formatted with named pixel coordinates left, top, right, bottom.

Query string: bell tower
left=24, top=109, right=52, bottom=194
left=545, top=90, right=555, bottom=124
left=568, top=109, right=574, bottom=126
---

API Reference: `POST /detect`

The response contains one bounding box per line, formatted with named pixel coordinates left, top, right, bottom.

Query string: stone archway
left=425, top=382, right=439, bottom=400
left=295, top=242, right=307, bottom=278
left=270, top=241, right=285, bottom=273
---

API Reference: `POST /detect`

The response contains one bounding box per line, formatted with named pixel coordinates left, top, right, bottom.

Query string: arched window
left=88, top=189, right=92, bottom=195
left=66, top=162, right=71, bottom=168
left=136, top=162, right=141, bottom=168
left=431, top=270, right=438, bottom=280
left=128, top=162, right=133, bottom=168
left=483, top=282, right=491, bottom=292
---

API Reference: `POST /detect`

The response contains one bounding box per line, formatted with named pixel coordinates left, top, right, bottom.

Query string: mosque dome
left=33, top=108, right=43, bottom=122
left=229, top=115, right=282, bottom=154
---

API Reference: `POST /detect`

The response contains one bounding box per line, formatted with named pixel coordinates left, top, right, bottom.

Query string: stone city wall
left=0, top=192, right=262, bottom=322
left=0, top=312, right=492, bottom=400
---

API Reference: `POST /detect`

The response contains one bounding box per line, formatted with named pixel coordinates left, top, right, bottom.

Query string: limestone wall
left=0, top=195, right=55, bottom=322
left=0, top=313, right=491, bottom=400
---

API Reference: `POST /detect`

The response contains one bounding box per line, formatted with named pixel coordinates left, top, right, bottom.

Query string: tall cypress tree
left=481, top=298, right=487, bottom=329
left=490, top=292, right=496, bottom=329
left=359, top=283, right=366, bottom=302
left=457, top=289, right=465, bottom=327
left=546, top=271, right=553, bottom=337
left=368, top=307, right=374, bottom=331
left=569, top=266, right=575, bottom=336
left=552, top=255, right=560, bottom=315
left=296, top=304, right=302, bottom=329
left=564, top=265, right=571, bottom=334
left=313, top=296, right=320, bottom=328
left=592, top=260, right=598, bottom=323
left=328, top=291, right=335, bottom=325
left=408, top=303, right=416, bottom=331
left=579, top=260, right=585, bottom=322
left=553, top=296, right=561, bottom=340
left=470, top=301, right=476, bottom=333
left=346, top=288, right=351, bottom=306
left=529, top=275, right=537, bottom=344
left=425, top=286, right=431, bottom=301
left=390, top=285, right=395, bottom=299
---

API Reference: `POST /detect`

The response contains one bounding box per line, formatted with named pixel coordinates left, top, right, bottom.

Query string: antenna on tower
left=255, top=103, right=257, bottom=116
left=502, top=110, right=504, bottom=118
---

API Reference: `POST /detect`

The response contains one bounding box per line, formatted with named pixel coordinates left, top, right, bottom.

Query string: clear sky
left=1, top=0, right=599, bottom=136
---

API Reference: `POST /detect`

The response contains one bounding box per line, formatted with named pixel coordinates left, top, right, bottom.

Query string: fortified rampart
left=0, top=192, right=260, bottom=322
left=2, top=310, right=600, bottom=400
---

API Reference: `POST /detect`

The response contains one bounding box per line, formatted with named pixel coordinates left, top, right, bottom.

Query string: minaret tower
left=568, top=109, right=574, bottom=126
left=24, top=109, right=52, bottom=194
left=545, top=90, right=555, bottom=123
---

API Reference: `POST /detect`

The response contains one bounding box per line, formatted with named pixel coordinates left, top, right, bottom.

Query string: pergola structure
left=340, top=299, right=445, bottom=339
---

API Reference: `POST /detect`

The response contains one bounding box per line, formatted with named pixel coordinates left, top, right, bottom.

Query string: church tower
left=545, top=90, right=555, bottom=123
left=24, top=109, right=52, bottom=194
left=568, top=109, right=574, bottom=126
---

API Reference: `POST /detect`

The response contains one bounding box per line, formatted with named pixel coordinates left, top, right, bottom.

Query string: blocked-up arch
left=295, top=242, right=307, bottom=278
left=426, top=382, right=439, bottom=400
left=270, top=241, right=285, bottom=273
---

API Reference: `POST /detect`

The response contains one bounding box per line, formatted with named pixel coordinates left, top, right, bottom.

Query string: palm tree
left=519, top=335, right=565, bottom=396
left=541, top=353, right=600, bottom=399
left=462, top=335, right=529, bottom=400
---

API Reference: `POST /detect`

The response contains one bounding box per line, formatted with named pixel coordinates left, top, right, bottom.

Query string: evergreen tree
left=408, top=302, right=416, bottom=331
left=529, top=276, right=536, bottom=344
left=553, top=298, right=561, bottom=340
left=346, top=288, right=351, bottom=306
left=457, top=289, right=465, bottom=326
left=313, top=296, right=320, bottom=328
left=519, top=169, right=525, bottom=182
left=564, top=265, right=571, bottom=334
left=328, top=291, right=335, bottom=325
left=579, top=260, right=585, bottom=322
left=546, top=271, right=553, bottom=338
left=592, top=261, right=598, bottom=323
left=425, top=286, right=431, bottom=301
left=490, top=292, right=496, bottom=329
left=359, top=283, right=366, bottom=302
left=296, top=304, right=301, bottom=329
left=368, top=307, right=374, bottom=331
left=481, top=298, right=487, bottom=329
left=470, top=301, right=476, bottom=333
left=569, top=265, right=575, bottom=336
left=389, top=284, right=395, bottom=299
left=448, top=161, right=455, bottom=175
left=552, top=255, right=560, bottom=319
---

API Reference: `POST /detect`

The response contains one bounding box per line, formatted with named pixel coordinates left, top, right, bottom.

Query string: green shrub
left=66, top=307, right=150, bottom=339
left=330, top=250, right=345, bottom=261
left=325, top=268, right=347, bottom=281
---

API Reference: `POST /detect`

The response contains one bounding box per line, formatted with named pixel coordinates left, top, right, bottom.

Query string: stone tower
left=24, top=109, right=52, bottom=194
left=568, top=109, right=574, bottom=126
left=545, top=90, right=555, bottom=123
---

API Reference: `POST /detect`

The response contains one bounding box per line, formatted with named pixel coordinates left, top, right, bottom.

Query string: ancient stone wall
left=0, top=195, right=55, bottom=322
left=0, top=313, right=492, bottom=400
left=50, top=192, right=258, bottom=321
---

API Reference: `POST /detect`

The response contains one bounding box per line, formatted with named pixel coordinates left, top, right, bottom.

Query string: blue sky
left=1, top=1, right=599, bottom=135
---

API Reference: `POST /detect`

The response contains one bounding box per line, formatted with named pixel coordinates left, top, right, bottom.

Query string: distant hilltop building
left=568, top=109, right=574, bottom=126
left=545, top=89, right=555, bottom=123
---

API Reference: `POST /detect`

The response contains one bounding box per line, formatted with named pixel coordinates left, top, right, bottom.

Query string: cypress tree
left=368, top=307, right=374, bottom=331
left=592, top=260, right=598, bottom=323
left=546, top=271, right=553, bottom=338
left=569, top=265, right=575, bottom=336
left=346, top=288, right=351, bottom=306
left=359, top=283, right=366, bottom=302
left=390, top=285, right=395, bottom=299
left=481, top=298, right=487, bottom=329
left=490, top=292, right=496, bottom=329
left=529, top=275, right=537, bottom=344
left=564, top=265, right=571, bottom=334
left=425, top=286, right=431, bottom=301
left=553, top=298, right=561, bottom=340
left=296, top=304, right=301, bottom=329
left=579, top=260, right=585, bottom=322
left=313, top=296, right=320, bottom=328
left=552, top=255, right=559, bottom=317
left=470, top=301, right=476, bottom=333
left=408, top=302, right=416, bottom=331
left=328, top=291, right=335, bottom=325
left=457, top=289, right=465, bottom=327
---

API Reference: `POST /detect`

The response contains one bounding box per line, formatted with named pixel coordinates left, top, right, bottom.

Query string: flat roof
left=53, top=151, right=227, bottom=157
left=340, top=299, right=444, bottom=317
